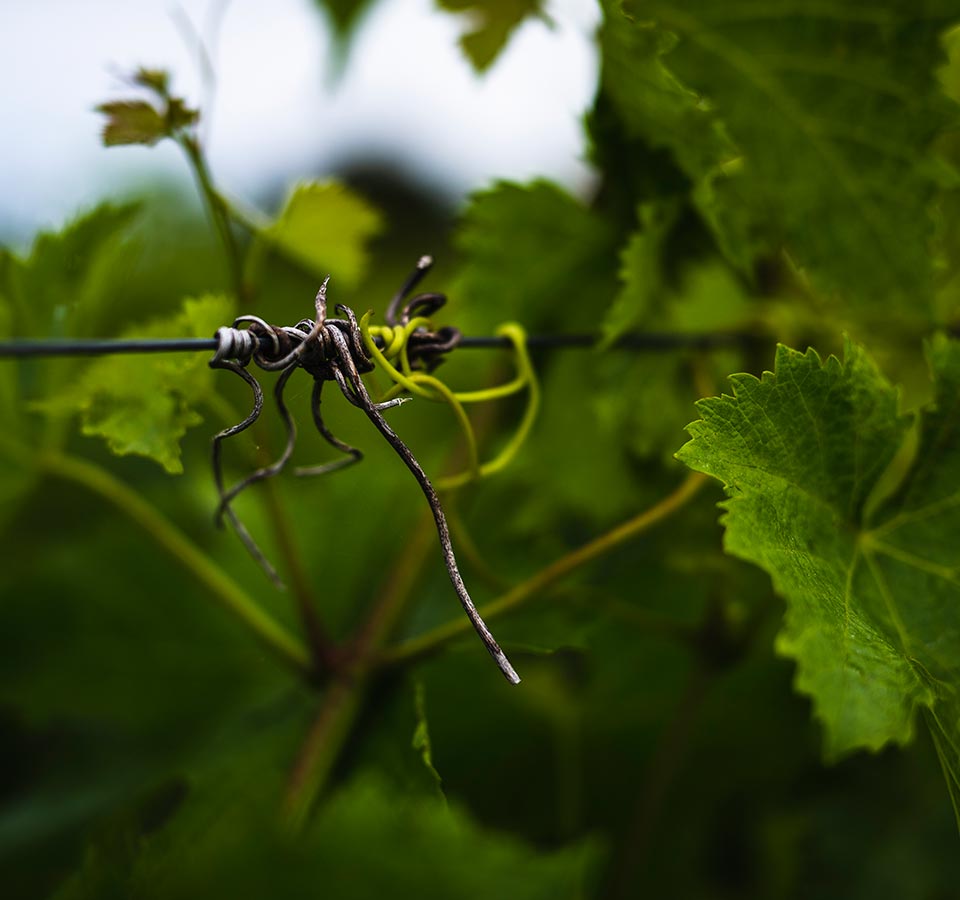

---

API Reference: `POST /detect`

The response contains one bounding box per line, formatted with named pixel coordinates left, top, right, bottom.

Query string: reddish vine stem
left=283, top=512, right=438, bottom=830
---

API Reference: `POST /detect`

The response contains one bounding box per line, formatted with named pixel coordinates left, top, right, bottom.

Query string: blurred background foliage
left=2, top=1, right=960, bottom=898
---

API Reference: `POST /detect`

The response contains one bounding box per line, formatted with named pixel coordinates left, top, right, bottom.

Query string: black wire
left=0, top=338, right=220, bottom=357
left=0, top=331, right=761, bottom=358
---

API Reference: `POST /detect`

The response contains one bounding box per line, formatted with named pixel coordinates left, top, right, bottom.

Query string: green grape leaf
left=54, top=731, right=597, bottom=900
left=1, top=202, right=140, bottom=337
left=260, top=181, right=383, bottom=289
left=677, top=337, right=960, bottom=809
left=130, top=775, right=595, bottom=899
left=95, top=101, right=167, bottom=147
left=614, top=0, right=960, bottom=310
left=596, top=9, right=734, bottom=179
left=438, top=0, right=549, bottom=72
left=600, top=202, right=679, bottom=342
left=452, top=180, right=618, bottom=330
left=96, top=71, right=199, bottom=148
left=36, top=295, right=233, bottom=474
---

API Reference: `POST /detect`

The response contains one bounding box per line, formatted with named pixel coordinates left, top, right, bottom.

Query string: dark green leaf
left=1, top=202, right=140, bottom=338
left=451, top=180, right=618, bottom=331
left=601, top=202, right=679, bottom=342
left=613, top=0, right=960, bottom=310
left=438, top=0, right=549, bottom=72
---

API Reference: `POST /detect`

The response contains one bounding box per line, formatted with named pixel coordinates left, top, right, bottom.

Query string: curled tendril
left=360, top=313, right=539, bottom=491
left=207, top=258, right=528, bottom=683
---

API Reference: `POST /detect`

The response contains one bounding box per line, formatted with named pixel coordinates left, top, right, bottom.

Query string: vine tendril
left=206, top=257, right=530, bottom=683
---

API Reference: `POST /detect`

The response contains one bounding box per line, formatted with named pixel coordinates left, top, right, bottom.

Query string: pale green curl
left=360, top=313, right=539, bottom=490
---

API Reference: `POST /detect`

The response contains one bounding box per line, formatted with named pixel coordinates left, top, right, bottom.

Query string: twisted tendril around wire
left=208, top=258, right=525, bottom=683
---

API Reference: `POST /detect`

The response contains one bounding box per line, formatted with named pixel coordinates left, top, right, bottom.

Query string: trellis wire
left=0, top=330, right=759, bottom=358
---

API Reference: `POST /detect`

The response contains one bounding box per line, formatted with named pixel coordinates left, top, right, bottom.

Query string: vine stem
left=283, top=511, right=438, bottom=830
left=178, top=134, right=246, bottom=301
left=32, top=449, right=312, bottom=677
left=206, top=392, right=334, bottom=673
left=377, top=471, right=708, bottom=670
left=611, top=665, right=710, bottom=898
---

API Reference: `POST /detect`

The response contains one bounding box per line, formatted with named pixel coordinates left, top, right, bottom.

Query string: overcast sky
left=0, top=0, right=600, bottom=243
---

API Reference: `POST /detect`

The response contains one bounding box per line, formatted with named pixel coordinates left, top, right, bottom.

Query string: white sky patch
left=0, top=0, right=600, bottom=241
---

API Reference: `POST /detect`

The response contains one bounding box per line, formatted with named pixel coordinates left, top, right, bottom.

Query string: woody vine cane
left=209, top=256, right=530, bottom=684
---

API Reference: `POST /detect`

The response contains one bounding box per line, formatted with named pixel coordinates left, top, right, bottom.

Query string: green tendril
left=359, top=313, right=539, bottom=489
left=434, top=323, right=539, bottom=490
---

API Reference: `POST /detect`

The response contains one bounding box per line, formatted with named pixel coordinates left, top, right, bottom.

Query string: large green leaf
left=612, top=0, right=960, bottom=311
left=677, top=337, right=960, bottom=815
left=55, top=752, right=597, bottom=900
left=35, top=295, right=233, bottom=473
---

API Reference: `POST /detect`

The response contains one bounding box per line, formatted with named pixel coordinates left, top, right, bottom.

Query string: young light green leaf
left=438, top=0, right=549, bottom=72
left=37, top=295, right=234, bottom=474
left=615, top=0, right=960, bottom=310
left=677, top=338, right=960, bottom=811
left=259, top=181, right=382, bottom=289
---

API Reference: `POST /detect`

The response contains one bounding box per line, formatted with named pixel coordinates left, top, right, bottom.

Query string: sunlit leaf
left=260, top=181, right=383, bottom=289
left=678, top=337, right=960, bottom=814
left=35, top=295, right=233, bottom=473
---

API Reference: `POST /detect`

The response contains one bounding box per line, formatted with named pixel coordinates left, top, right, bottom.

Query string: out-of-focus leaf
left=411, top=679, right=444, bottom=796
left=314, top=0, right=379, bottom=41
left=1, top=202, right=140, bottom=337
left=96, top=69, right=198, bottom=148
left=52, top=696, right=596, bottom=900
left=35, top=295, right=233, bottom=473
left=599, top=255, right=753, bottom=462
left=601, top=202, right=678, bottom=343
left=95, top=101, right=167, bottom=147
left=438, top=0, right=549, bottom=72
left=615, top=0, right=960, bottom=311
left=259, top=181, right=383, bottom=289
left=132, top=68, right=170, bottom=95
left=451, top=180, right=618, bottom=330
left=678, top=337, right=960, bottom=816
left=125, top=774, right=595, bottom=899
left=596, top=10, right=733, bottom=180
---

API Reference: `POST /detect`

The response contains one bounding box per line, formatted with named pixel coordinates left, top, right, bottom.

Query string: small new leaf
left=96, top=101, right=167, bottom=147
left=133, top=67, right=170, bottom=96
left=678, top=337, right=960, bottom=815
